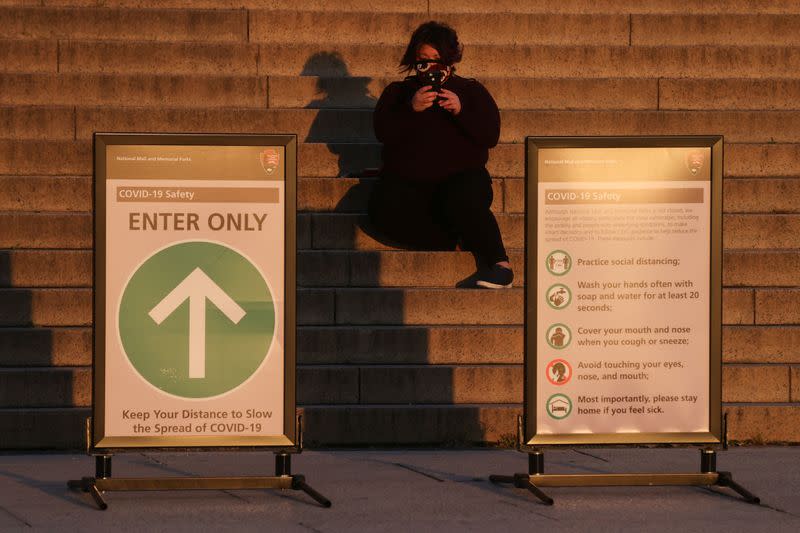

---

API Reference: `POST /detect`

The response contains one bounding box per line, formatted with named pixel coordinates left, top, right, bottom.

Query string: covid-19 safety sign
left=93, top=134, right=297, bottom=449
left=525, top=136, right=723, bottom=446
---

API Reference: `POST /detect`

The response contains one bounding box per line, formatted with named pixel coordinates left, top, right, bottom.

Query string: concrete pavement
left=0, top=447, right=798, bottom=532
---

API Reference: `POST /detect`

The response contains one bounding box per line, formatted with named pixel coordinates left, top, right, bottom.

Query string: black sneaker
left=476, top=264, right=514, bottom=289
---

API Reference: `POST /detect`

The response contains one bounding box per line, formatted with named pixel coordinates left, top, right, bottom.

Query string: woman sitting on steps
left=368, top=20, right=513, bottom=289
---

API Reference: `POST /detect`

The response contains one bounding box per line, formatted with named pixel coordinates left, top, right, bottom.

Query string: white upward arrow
left=148, top=268, right=246, bottom=379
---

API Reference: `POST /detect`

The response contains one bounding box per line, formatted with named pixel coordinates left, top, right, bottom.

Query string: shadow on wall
left=302, top=51, right=393, bottom=249
left=297, top=53, right=488, bottom=446
left=0, top=250, right=65, bottom=449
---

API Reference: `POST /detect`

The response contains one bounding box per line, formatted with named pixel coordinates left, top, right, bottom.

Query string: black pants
left=368, top=167, right=508, bottom=268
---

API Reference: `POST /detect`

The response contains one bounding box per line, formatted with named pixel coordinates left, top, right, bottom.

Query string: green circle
left=546, top=394, right=573, bottom=420
left=546, top=323, right=572, bottom=350
left=119, top=241, right=275, bottom=398
left=545, top=250, right=572, bottom=276
left=546, top=284, right=572, bottom=310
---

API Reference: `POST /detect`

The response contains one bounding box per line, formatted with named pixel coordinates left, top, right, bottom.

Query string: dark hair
left=399, top=21, right=463, bottom=72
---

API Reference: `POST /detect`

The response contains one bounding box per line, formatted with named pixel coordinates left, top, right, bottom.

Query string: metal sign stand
left=489, top=416, right=759, bottom=506
left=68, top=416, right=331, bottom=510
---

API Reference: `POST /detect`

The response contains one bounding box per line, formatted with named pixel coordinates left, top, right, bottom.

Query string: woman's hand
left=411, top=85, right=437, bottom=112
left=438, top=88, right=461, bottom=115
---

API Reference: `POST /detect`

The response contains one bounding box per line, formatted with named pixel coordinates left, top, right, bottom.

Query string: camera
left=420, top=70, right=446, bottom=105
left=422, top=69, right=446, bottom=92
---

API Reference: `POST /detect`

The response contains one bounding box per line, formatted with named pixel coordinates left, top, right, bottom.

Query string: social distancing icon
left=545, top=250, right=572, bottom=276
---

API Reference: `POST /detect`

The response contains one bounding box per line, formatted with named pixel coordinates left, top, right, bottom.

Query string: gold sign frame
left=92, top=133, right=298, bottom=452
left=524, top=135, right=724, bottom=447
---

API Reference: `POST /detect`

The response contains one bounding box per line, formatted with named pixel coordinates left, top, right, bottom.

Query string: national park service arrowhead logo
left=685, top=150, right=705, bottom=176
left=260, top=148, right=280, bottom=175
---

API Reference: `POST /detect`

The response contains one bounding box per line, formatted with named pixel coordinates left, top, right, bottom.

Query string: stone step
left=724, top=179, right=800, bottom=213
left=723, top=214, right=800, bottom=250
left=724, top=325, right=800, bottom=363
left=498, top=110, right=800, bottom=144
left=270, top=364, right=522, bottom=405
left=0, top=250, right=91, bottom=287
left=3, top=10, right=778, bottom=49
left=755, top=289, right=800, bottom=324
left=0, top=367, right=90, bottom=408
left=0, top=140, right=92, bottom=176
left=631, top=15, right=800, bottom=46
left=3, top=248, right=796, bottom=293
left=0, top=40, right=55, bottom=74
left=430, top=0, right=800, bottom=14
left=0, top=364, right=520, bottom=407
left=0, top=288, right=92, bottom=327
left=39, top=0, right=800, bottom=14
left=296, top=176, right=800, bottom=215
left=0, top=106, right=74, bottom=140
left=0, top=176, right=90, bottom=211
left=723, top=365, right=793, bottom=402
left=300, top=404, right=800, bottom=445
left=359, top=365, right=522, bottom=404
left=660, top=79, right=800, bottom=110
left=7, top=73, right=800, bottom=112
left=0, top=73, right=268, bottom=108
left=0, top=212, right=92, bottom=249
left=58, top=40, right=260, bottom=76
left=2, top=324, right=519, bottom=367
left=285, top=212, right=764, bottom=252
left=306, top=213, right=524, bottom=250
left=0, top=248, right=523, bottom=290
left=298, top=250, right=526, bottom=288
left=271, top=76, right=658, bottom=110
left=309, top=288, right=524, bottom=326
left=6, top=363, right=783, bottom=408
left=0, top=211, right=504, bottom=250
left=2, top=323, right=778, bottom=368
left=66, top=0, right=428, bottom=11
left=72, top=107, right=375, bottom=143
left=0, top=285, right=773, bottom=327
left=264, top=44, right=800, bottom=79
left=249, top=11, right=425, bottom=46
left=7, top=211, right=800, bottom=251
left=9, top=40, right=800, bottom=79
left=3, top=8, right=689, bottom=47
left=0, top=6, right=248, bottom=42
left=0, top=404, right=746, bottom=446
left=0, top=287, right=525, bottom=327
left=0, top=405, right=519, bottom=448
left=0, top=408, right=90, bottom=448
left=250, top=11, right=629, bottom=46
left=297, top=177, right=507, bottom=213
left=3, top=140, right=800, bottom=180
left=1, top=404, right=789, bottom=447
left=0, top=106, right=793, bottom=144
left=297, top=325, right=522, bottom=365
left=0, top=327, right=91, bottom=367
left=725, top=252, right=800, bottom=287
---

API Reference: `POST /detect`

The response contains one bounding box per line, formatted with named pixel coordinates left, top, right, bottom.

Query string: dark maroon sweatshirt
left=373, top=74, right=501, bottom=181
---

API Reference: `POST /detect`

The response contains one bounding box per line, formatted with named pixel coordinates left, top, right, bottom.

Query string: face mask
left=414, top=60, right=451, bottom=89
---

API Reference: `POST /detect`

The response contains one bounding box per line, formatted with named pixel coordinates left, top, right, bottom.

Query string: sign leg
left=96, top=455, right=112, bottom=479
left=275, top=453, right=291, bottom=477
left=88, top=482, right=109, bottom=510
left=489, top=451, right=553, bottom=505
left=293, top=475, right=332, bottom=508
left=716, top=472, right=760, bottom=504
